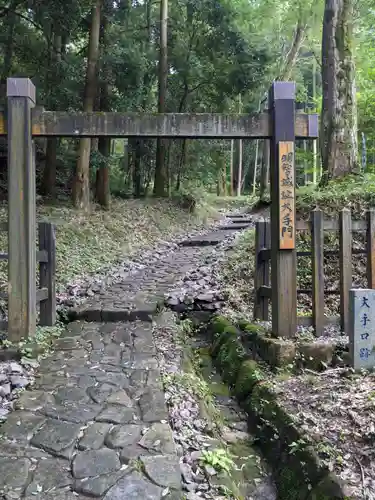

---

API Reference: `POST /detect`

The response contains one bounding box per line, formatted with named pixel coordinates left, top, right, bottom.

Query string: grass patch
left=297, top=173, right=375, bottom=217
left=0, top=197, right=219, bottom=294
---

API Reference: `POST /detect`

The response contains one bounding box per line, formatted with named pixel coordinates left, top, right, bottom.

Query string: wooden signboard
left=279, top=141, right=295, bottom=249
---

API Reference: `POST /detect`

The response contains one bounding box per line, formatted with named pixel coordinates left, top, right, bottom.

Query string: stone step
left=225, top=212, right=250, bottom=219
left=179, top=236, right=224, bottom=247
left=226, top=217, right=254, bottom=224
left=218, top=223, right=252, bottom=230
left=69, top=297, right=162, bottom=323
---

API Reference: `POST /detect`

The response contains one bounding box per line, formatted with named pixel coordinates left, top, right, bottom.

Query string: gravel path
left=0, top=211, right=274, bottom=500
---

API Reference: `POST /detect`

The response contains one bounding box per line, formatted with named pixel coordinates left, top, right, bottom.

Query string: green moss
left=277, top=466, right=306, bottom=500
left=211, top=325, right=238, bottom=358
left=211, top=316, right=234, bottom=336
left=240, top=322, right=267, bottom=338
left=234, top=360, right=264, bottom=401
left=215, top=335, right=247, bottom=386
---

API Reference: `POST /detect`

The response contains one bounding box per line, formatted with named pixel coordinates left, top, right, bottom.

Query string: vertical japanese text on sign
left=279, top=142, right=295, bottom=250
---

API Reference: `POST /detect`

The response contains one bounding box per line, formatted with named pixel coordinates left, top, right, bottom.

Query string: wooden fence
left=0, top=221, right=56, bottom=340
left=254, top=208, right=375, bottom=336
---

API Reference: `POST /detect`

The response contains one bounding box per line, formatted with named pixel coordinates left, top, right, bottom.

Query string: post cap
left=7, top=78, right=35, bottom=103
left=269, top=81, right=296, bottom=101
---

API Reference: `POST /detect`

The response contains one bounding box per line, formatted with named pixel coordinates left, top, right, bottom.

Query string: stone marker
left=349, top=289, right=375, bottom=370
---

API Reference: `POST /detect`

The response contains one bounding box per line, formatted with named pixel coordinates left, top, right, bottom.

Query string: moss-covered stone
left=234, top=360, right=264, bottom=401
left=211, top=325, right=239, bottom=358
left=308, top=473, right=348, bottom=499
left=204, top=315, right=348, bottom=499
left=257, top=336, right=296, bottom=368
left=240, top=322, right=268, bottom=338
left=210, top=316, right=233, bottom=336
left=298, top=342, right=335, bottom=371
left=215, top=335, right=247, bottom=386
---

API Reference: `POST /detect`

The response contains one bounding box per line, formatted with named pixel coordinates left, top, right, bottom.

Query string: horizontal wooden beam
left=296, top=219, right=366, bottom=232
left=0, top=250, right=48, bottom=262
left=297, top=315, right=339, bottom=327
left=0, top=111, right=319, bottom=139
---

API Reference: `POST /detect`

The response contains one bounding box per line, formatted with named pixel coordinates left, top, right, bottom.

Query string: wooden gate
left=2, top=78, right=318, bottom=340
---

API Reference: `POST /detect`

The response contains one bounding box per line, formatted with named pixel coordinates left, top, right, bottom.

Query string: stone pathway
left=0, top=216, right=253, bottom=500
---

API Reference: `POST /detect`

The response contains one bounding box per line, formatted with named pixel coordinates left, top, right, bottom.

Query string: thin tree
left=72, top=0, right=102, bottom=210
left=153, top=0, right=168, bottom=197
left=95, top=0, right=112, bottom=208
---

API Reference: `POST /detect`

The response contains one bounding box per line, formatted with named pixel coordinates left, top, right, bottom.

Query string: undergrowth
left=0, top=197, right=219, bottom=295
left=297, top=173, right=375, bottom=217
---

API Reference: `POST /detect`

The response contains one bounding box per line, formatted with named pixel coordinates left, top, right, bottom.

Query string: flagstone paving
left=0, top=219, right=250, bottom=499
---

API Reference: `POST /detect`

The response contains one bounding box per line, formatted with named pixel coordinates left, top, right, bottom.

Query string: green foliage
left=297, top=173, right=375, bottom=217
left=200, top=448, right=236, bottom=474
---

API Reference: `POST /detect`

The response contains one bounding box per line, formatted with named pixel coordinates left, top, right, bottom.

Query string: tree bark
left=95, top=0, right=111, bottom=208
left=2, top=2, right=17, bottom=81
left=153, top=0, right=168, bottom=197
left=42, top=31, right=62, bottom=199
left=280, top=18, right=307, bottom=80
left=72, top=0, right=102, bottom=210
left=237, top=139, right=243, bottom=196
left=259, top=139, right=270, bottom=201
left=229, top=139, right=234, bottom=196
left=321, top=0, right=358, bottom=179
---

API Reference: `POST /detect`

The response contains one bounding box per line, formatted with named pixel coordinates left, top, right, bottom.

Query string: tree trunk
left=72, top=0, right=102, bottom=210
left=2, top=3, right=17, bottom=80
left=312, top=57, right=318, bottom=184
left=229, top=139, right=234, bottom=196
left=95, top=0, right=111, bottom=208
left=260, top=140, right=270, bottom=201
left=96, top=81, right=111, bottom=208
left=321, top=0, right=358, bottom=179
left=42, top=32, right=62, bottom=199
left=237, top=139, right=243, bottom=196
left=280, top=18, right=307, bottom=80
left=153, top=0, right=168, bottom=197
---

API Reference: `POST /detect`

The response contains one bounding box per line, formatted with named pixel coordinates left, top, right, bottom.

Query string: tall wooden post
left=7, top=78, right=36, bottom=341
left=269, top=81, right=297, bottom=338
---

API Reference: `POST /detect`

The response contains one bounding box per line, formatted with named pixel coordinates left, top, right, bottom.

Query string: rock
left=25, top=458, right=73, bottom=496
left=0, top=411, right=45, bottom=442
left=186, top=493, right=202, bottom=500
left=43, top=401, right=102, bottom=424
left=221, top=428, right=249, bottom=444
left=190, top=451, right=203, bottom=461
left=54, top=386, right=90, bottom=405
left=166, top=297, right=180, bottom=306
left=10, top=375, right=30, bottom=388
left=74, top=469, right=130, bottom=497
left=88, top=383, right=117, bottom=404
left=140, top=455, right=181, bottom=489
left=72, top=449, right=121, bottom=478
left=0, top=457, right=31, bottom=490
left=139, top=388, right=168, bottom=422
left=31, top=418, right=82, bottom=459
left=138, top=422, right=176, bottom=454
left=105, top=424, right=143, bottom=449
left=96, top=404, right=139, bottom=424
left=103, top=471, right=163, bottom=499
left=9, top=362, right=24, bottom=374
left=79, top=422, right=112, bottom=450
left=0, top=383, right=11, bottom=397
left=0, top=407, right=10, bottom=420
left=15, top=390, right=54, bottom=411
